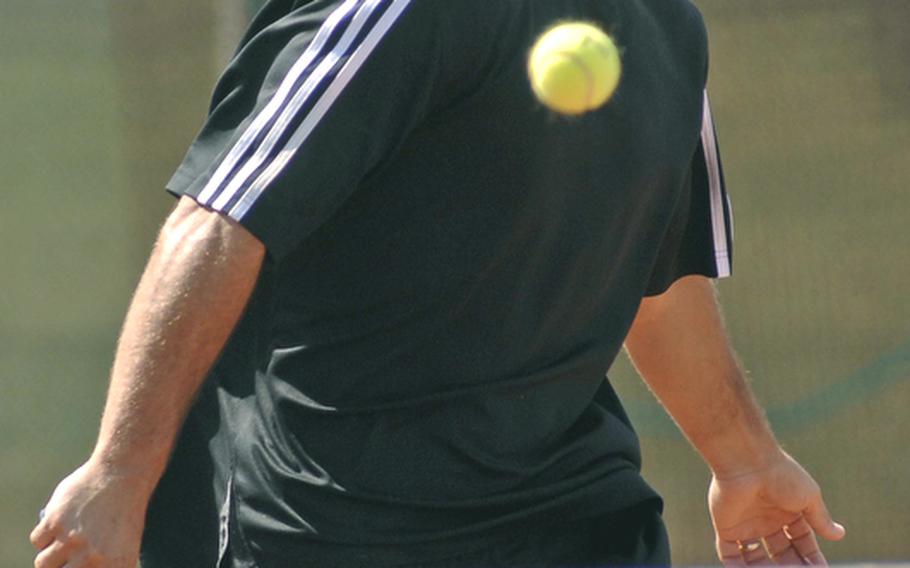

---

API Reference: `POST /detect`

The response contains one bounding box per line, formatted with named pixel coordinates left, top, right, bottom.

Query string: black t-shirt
left=145, top=0, right=733, bottom=566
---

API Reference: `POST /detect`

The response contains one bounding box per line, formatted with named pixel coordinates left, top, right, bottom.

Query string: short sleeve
left=645, top=92, right=734, bottom=296
left=166, top=0, right=443, bottom=261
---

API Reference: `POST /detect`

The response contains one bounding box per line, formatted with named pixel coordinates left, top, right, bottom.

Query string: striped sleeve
left=644, top=91, right=734, bottom=296
left=166, top=0, right=440, bottom=260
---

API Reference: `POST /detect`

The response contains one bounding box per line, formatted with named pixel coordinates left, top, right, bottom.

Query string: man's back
left=153, top=0, right=717, bottom=565
left=34, top=3, right=842, bottom=567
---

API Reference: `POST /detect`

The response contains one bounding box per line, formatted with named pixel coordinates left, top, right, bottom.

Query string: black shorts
left=223, top=499, right=670, bottom=568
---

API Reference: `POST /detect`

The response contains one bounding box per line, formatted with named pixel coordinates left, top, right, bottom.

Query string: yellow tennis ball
left=528, top=22, right=622, bottom=116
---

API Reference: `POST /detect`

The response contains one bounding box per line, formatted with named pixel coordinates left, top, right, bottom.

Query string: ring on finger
left=738, top=540, right=763, bottom=553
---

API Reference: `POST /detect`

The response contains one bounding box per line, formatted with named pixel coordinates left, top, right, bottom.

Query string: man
left=31, top=1, right=845, bottom=566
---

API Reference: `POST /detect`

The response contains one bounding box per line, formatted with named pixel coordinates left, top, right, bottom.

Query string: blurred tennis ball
left=527, top=21, right=622, bottom=115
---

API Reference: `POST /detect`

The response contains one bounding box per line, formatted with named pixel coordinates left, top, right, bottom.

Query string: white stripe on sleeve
left=197, top=0, right=364, bottom=205
left=700, top=91, right=732, bottom=278
left=229, top=0, right=413, bottom=219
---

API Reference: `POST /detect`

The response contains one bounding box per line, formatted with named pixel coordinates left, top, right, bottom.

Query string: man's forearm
left=89, top=197, right=264, bottom=489
left=624, top=276, right=782, bottom=478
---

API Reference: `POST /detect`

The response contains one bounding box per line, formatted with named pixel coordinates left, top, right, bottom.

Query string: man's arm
left=30, top=196, right=265, bottom=568
left=624, top=275, right=845, bottom=566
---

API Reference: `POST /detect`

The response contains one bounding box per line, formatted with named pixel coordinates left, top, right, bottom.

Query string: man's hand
left=30, top=196, right=265, bottom=567
left=709, top=451, right=845, bottom=566
left=30, top=460, right=152, bottom=568
left=625, top=276, right=845, bottom=565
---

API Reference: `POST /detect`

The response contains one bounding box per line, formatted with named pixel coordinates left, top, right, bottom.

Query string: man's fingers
left=29, top=519, right=55, bottom=550
left=33, top=538, right=72, bottom=568
left=804, top=496, right=846, bottom=541
left=786, top=517, right=828, bottom=566
left=740, top=541, right=771, bottom=565
left=717, top=538, right=777, bottom=566
left=719, top=523, right=832, bottom=568
left=717, top=538, right=748, bottom=567
left=762, top=529, right=804, bottom=565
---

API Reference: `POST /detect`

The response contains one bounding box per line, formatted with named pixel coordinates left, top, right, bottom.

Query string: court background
left=1, top=1, right=907, bottom=565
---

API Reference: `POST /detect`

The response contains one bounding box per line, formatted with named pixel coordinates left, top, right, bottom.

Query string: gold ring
left=739, top=540, right=763, bottom=553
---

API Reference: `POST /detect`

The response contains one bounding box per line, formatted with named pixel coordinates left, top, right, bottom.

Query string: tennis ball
left=527, top=22, right=622, bottom=115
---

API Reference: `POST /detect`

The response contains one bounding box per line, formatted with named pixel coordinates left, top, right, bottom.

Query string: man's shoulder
left=640, top=0, right=709, bottom=51
left=634, top=0, right=710, bottom=86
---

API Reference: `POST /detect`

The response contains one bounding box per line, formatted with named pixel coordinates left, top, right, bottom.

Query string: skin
left=30, top=197, right=264, bottom=568
left=625, top=276, right=845, bottom=565
left=31, top=199, right=843, bottom=567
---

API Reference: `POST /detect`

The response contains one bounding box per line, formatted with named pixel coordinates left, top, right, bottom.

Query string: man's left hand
left=709, top=451, right=845, bottom=566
